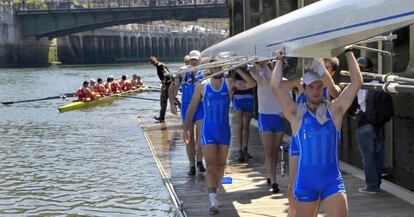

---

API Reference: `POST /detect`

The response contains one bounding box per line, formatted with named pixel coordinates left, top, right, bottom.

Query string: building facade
left=229, top=0, right=414, bottom=192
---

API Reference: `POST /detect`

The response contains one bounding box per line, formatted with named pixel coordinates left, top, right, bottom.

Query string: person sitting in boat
left=96, top=78, right=109, bottom=96
left=119, top=74, right=132, bottom=91
left=105, top=75, right=121, bottom=94
left=131, top=74, right=143, bottom=89
left=75, top=81, right=96, bottom=101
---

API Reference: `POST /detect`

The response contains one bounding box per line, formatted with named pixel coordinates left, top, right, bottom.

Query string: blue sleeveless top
left=181, top=70, right=203, bottom=105
left=202, top=79, right=230, bottom=125
left=180, top=70, right=204, bottom=122
left=294, top=105, right=340, bottom=173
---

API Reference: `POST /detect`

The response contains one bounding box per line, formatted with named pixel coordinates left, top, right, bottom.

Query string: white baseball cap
left=303, top=71, right=322, bottom=85
left=189, top=50, right=201, bottom=60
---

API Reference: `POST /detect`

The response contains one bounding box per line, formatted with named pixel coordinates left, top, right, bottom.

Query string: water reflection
left=0, top=64, right=181, bottom=216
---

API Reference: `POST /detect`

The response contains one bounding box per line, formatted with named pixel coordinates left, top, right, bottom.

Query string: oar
left=1, top=93, right=75, bottom=105
left=197, top=57, right=257, bottom=83
left=339, top=82, right=414, bottom=94
left=119, top=95, right=160, bottom=101
left=340, top=70, right=414, bottom=85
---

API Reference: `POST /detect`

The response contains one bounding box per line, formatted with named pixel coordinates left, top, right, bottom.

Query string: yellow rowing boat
left=58, top=86, right=151, bottom=113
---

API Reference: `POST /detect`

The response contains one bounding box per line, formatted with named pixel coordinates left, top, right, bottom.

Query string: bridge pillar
left=0, top=5, right=49, bottom=67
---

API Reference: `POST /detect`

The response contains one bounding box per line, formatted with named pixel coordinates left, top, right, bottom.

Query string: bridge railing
left=12, top=0, right=227, bottom=11
left=103, top=23, right=228, bottom=36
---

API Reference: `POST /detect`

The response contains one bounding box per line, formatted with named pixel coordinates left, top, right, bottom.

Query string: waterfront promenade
left=137, top=110, right=414, bottom=217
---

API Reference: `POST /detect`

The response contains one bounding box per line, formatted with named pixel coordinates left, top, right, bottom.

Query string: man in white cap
left=271, top=48, right=362, bottom=217
left=169, top=50, right=206, bottom=176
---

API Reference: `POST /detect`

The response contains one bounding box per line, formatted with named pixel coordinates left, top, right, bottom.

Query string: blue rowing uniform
left=290, top=87, right=328, bottom=156
left=293, top=104, right=345, bottom=202
left=201, top=79, right=231, bottom=145
left=180, top=70, right=204, bottom=123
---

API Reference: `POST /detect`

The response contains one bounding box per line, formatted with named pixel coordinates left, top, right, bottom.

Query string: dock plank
left=137, top=111, right=414, bottom=217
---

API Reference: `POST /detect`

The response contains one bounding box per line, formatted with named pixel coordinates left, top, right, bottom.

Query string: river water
left=0, top=63, right=181, bottom=216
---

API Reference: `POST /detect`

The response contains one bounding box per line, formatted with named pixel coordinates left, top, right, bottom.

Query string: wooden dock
left=137, top=111, right=414, bottom=217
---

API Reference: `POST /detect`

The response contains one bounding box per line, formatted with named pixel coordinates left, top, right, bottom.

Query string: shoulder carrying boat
left=202, top=0, right=414, bottom=59
left=58, top=86, right=150, bottom=113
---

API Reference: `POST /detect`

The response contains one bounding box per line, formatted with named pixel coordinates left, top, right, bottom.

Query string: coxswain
left=130, top=74, right=143, bottom=89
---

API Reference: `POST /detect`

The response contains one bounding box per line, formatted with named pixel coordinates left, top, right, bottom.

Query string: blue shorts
left=289, top=138, right=300, bottom=156
left=202, top=124, right=231, bottom=145
left=258, top=113, right=285, bottom=133
left=233, top=94, right=253, bottom=113
left=294, top=176, right=346, bottom=202
left=181, top=102, right=204, bottom=123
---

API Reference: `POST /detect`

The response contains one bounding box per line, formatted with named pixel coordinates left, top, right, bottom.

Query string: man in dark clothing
left=355, top=56, right=392, bottom=194
left=150, top=56, right=172, bottom=123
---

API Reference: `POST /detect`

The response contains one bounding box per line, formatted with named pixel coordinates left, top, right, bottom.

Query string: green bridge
left=15, top=0, right=228, bottom=39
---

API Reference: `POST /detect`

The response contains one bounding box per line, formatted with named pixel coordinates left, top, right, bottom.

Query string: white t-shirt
left=357, top=80, right=378, bottom=112
left=251, top=65, right=282, bottom=115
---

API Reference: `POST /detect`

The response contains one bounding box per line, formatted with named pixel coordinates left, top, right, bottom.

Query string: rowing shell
left=202, top=0, right=414, bottom=59
left=58, top=86, right=150, bottom=113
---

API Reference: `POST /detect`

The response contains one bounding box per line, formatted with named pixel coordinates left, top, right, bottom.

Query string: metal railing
left=11, top=0, right=226, bottom=11
left=102, top=23, right=228, bottom=36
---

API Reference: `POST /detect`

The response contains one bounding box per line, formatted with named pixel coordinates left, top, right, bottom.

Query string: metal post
left=408, top=25, right=414, bottom=75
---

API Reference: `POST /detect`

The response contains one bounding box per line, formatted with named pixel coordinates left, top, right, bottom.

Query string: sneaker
left=153, top=116, right=165, bottom=123
left=209, top=206, right=219, bottom=215
left=245, top=151, right=253, bottom=159
left=358, top=187, right=380, bottom=194
left=187, top=166, right=196, bottom=176
left=271, top=183, right=280, bottom=193
left=238, top=150, right=246, bottom=163
left=197, top=161, right=206, bottom=173
left=266, top=178, right=271, bottom=186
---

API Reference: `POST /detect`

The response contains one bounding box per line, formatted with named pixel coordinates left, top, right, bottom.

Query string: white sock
left=209, top=193, right=217, bottom=207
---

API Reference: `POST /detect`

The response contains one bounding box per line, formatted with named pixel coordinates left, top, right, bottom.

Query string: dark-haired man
left=150, top=56, right=172, bottom=123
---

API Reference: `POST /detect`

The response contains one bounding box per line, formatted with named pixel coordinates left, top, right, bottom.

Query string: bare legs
left=195, top=120, right=203, bottom=162
left=234, top=111, right=252, bottom=162
left=184, top=124, right=196, bottom=168
left=184, top=120, right=204, bottom=175
left=288, top=156, right=298, bottom=217
left=260, top=132, right=283, bottom=185
left=295, top=193, right=347, bottom=217
left=203, top=144, right=229, bottom=190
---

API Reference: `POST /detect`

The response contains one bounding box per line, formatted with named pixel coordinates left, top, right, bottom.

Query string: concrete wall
left=0, top=4, right=50, bottom=67
left=57, top=29, right=223, bottom=64
left=230, top=0, right=414, bottom=192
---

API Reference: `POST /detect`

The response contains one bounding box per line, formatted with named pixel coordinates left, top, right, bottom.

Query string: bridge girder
left=16, top=5, right=228, bottom=39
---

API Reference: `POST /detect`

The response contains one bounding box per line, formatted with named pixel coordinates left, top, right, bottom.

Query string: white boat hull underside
left=202, top=0, right=414, bottom=58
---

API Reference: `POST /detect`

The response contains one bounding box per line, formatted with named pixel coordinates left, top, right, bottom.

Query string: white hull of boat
left=202, top=0, right=414, bottom=58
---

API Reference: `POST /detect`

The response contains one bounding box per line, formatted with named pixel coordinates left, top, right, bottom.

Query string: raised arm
left=250, top=63, right=264, bottom=83
left=232, top=68, right=257, bottom=91
left=271, top=58, right=298, bottom=129
left=331, top=51, right=362, bottom=117
left=320, top=63, right=341, bottom=99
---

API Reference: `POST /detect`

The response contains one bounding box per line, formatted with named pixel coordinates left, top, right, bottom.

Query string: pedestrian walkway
left=137, top=111, right=414, bottom=217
